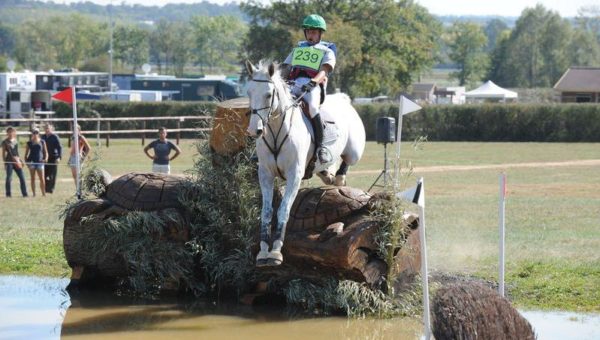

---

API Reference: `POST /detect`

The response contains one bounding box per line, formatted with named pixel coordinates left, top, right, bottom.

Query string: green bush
left=357, top=103, right=600, bottom=142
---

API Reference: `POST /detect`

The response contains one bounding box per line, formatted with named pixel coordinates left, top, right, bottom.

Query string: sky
left=39, top=0, right=597, bottom=17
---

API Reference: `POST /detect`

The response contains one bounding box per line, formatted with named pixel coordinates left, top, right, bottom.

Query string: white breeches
left=290, top=77, right=321, bottom=118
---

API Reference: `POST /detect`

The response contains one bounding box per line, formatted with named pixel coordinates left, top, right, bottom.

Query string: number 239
left=294, top=50, right=320, bottom=63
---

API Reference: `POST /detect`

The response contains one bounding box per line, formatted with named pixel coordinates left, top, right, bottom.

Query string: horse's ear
left=268, top=62, right=275, bottom=78
left=245, top=60, right=255, bottom=77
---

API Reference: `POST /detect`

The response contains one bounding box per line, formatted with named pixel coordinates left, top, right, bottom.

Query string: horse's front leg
left=267, top=170, right=303, bottom=266
left=256, top=166, right=274, bottom=267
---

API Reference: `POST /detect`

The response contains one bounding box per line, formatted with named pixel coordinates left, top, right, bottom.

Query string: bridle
left=249, top=78, right=278, bottom=127
left=248, top=76, right=304, bottom=180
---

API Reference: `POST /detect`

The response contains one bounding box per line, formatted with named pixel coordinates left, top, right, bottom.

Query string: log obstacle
left=432, top=282, right=536, bottom=340
left=63, top=173, right=421, bottom=293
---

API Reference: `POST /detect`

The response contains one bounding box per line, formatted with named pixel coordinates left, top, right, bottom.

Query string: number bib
left=291, top=46, right=325, bottom=71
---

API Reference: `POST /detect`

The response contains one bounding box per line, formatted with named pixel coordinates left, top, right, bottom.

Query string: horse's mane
left=255, top=60, right=294, bottom=111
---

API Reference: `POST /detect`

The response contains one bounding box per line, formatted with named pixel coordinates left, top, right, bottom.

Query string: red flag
left=52, top=87, right=73, bottom=104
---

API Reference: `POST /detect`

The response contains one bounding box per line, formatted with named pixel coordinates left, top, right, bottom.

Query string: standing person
left=143, top=127, right=181, bottom=174
left=41, top=123, right=62, bottom=194
left=24, top=128, right=48, bottom=197
left=2, top=126, right=28, bottom=197
left=68, top=125, right=91, bottom=185
left=281, top=14, right=336, bottom=163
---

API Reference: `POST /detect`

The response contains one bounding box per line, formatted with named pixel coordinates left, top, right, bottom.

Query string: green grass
left=1, top=139, right=599, bottom=311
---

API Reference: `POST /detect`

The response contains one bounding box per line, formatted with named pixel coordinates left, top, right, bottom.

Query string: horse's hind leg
left=334, top=161, right=349, bottom=186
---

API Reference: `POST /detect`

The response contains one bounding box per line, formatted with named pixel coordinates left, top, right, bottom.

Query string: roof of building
left=465, top=80, right=517, bottom=99
left=412, top=83, right=436, bottom=93
left=554, top=67, right=600, bottom=92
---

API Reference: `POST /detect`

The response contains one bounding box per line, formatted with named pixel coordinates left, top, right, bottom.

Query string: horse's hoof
left=266, top=258, right=282, bottom=266
left=317, top=171, right=335, bottom=185
left=256, top=259, right=269, bottom=267
left=266, top=245, right=283, bottom=266
left=334, top=175, right=346, bottom=186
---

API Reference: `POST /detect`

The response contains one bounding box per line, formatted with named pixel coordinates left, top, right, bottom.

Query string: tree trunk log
left=63, top=173, right=420, bottom=292
left=209, top=97, right=250, bottom=155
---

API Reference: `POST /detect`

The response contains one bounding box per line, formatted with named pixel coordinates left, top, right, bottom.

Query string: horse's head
left=245, top=60, right=282, bottom=137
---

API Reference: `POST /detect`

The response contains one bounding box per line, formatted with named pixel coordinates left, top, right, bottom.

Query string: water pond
left=0, top=276, right=598, bottom=339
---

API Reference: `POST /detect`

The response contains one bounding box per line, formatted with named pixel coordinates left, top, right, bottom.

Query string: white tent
left=465, top=80, right=518, bottom=102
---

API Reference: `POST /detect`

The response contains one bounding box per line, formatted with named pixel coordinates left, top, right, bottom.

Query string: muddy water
left=1, top=275, right=599, bottom=340
left=0, top=276, right=421, bottom=339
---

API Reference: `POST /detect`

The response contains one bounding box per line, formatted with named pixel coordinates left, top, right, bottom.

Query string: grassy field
left=1, top=139, right=598, bottom=311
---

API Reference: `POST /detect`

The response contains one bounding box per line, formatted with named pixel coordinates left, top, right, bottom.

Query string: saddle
left=298, top=101, right=338, bottom=180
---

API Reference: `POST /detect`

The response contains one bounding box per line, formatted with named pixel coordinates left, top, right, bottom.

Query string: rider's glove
left=301, top=80, right=318, bottom=92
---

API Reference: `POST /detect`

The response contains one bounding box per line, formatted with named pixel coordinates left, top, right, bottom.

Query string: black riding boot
left=312, top=113, right=331, bottom=163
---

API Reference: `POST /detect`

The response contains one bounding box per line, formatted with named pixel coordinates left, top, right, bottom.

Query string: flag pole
left=72, top=87, right=81, bottom=199
left=394, top=99, right=404, bottom=191
left=417, top=177, right=431, bottom=340
left=499, top=173, right=506, bottom=297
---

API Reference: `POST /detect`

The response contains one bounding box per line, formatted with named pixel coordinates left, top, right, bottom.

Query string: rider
left=282, top=14, right=336, bottom=164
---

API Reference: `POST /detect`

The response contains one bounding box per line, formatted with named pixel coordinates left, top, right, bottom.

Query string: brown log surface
left=64, top=172, right=420, bottom=291
left=432, top=282, right=535, bottom=340
left=209, top=97, right=250, bottom=155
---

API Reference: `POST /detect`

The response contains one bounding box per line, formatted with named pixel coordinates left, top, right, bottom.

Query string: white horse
left=245, top=60, right=365, bottom=267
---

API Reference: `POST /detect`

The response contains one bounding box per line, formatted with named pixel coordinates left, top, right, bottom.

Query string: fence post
left=142, top=120, right=146, bottom=146
left=106, top=121, right=111, bottom=147
left=177, top=119, right=181, bottom=145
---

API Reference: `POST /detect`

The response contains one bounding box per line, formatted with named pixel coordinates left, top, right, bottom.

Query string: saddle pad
left=302, top=115, right=338, bottom=146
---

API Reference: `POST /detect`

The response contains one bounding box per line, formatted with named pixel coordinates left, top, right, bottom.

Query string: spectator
left=143, top=127, right=181, bottom=174
left=2, top=126, right=28, bottom=197
left=68, top=125, right=91, bottom=185
left=25, top=128, right=48, bottom=197
left=41, top=123, right=62, bottom=194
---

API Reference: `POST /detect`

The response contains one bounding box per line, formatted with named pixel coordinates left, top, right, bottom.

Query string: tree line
left=0, top=1, right=599, bottom=97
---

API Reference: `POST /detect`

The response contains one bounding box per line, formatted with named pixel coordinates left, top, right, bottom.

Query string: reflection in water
left=1, top=275, right=599, bottom=340
left=0, top=275, right=70, bottom=340
left=521, top=310, right=600, bottom=340
left=0, top=276, right=421, bottom=339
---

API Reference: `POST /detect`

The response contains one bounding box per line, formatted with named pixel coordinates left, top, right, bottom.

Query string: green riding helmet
left=302, top=14, right=327, bottom=31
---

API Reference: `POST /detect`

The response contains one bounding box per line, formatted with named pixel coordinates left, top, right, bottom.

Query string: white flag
left=396, top=177, right=425, bottom=208
left=399, top=96, right=422, bottom=116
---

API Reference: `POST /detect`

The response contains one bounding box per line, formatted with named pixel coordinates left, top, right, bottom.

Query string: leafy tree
left=487, top=30, right=512, bottom=85
left=447, top=22, right=489, bottom=86
left=190, top=15, right=248, bottom=73
left=149, top=20, right=177, bottom=74
left=576, top=5, right=600, bottom=43
left=171, top=22, right=193, bottom=77
left=484, top=18, right=508, bottom=52
left=113, top=24, right=150, bottom=73
left=14, top=14, right=107, bottom=70
left=572, top=5, right=600, bottom=66
left=567, top=28, right=600, bottom=67
left=489, top=5, right=572, bottom=87
left=0, top=24, right=16, bottom=57
left=241, top=0, right=441, bottom=97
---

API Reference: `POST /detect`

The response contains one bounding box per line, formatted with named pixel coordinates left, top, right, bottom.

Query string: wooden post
left=142, top=121, right=146, bottom=146
left=176, top=120, right=181, bottom=145
left=106, top=121, right=111, bottom=148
